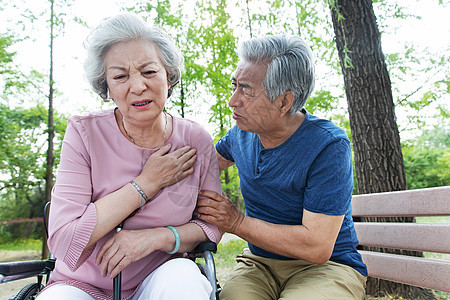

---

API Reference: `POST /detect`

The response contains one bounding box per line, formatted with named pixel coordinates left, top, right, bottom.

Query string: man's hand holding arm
left=196, top=190, right=343, bottom=264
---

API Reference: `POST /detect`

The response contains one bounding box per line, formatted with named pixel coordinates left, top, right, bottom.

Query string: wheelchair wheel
left=10, top=282, right=43, bottom=300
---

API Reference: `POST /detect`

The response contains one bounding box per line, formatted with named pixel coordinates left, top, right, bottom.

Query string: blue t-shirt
left=216, top=111, right=367, bottom=276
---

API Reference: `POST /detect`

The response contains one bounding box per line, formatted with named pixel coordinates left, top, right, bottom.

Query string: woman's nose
left=129, top=75, right=147, bottom=94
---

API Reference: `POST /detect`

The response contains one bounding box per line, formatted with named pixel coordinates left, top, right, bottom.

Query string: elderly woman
left=36, top=13, right=222, bottom=300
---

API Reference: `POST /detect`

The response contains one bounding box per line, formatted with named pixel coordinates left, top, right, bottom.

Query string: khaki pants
left=220, top=248, right=367, bottom=300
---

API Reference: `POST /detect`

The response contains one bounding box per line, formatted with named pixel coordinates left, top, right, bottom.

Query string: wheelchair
left=0, top=203, right=221, bottom=300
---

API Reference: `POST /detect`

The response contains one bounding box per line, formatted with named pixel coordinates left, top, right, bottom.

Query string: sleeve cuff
left=64, top=203, right=97, bottom=271
left=190, top=219, right=222, bottom=244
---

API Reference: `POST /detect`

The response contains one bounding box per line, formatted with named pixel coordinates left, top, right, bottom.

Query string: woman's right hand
left=96, top=228, right=167, bottom=279
left=135, top=143, right=197, bottom=198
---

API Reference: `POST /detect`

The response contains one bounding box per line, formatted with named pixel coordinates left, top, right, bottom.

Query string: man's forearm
left=234, top=212, right=343, bottom=264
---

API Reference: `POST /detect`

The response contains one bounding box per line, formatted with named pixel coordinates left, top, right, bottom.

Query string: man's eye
left=231, top=82, right=237, bottom=91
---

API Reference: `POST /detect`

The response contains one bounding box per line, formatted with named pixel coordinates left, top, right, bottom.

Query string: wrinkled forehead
left=231, top=59, right=268, bottom=83
left=104, top=40, right=164, bottom=69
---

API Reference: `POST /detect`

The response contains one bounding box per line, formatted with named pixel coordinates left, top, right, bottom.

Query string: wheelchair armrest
left=0, top=260, right=46, bottom=277
left=189, top=241, right=217, bottom=255
left=0, top=260, right=46, bottom=283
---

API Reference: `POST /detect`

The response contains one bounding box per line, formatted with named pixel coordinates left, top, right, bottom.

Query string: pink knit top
left=45, top=109, right=222, bottom=299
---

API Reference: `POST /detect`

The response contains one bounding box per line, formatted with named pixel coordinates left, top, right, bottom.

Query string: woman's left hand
left=96, top=229, right=163, bottom=278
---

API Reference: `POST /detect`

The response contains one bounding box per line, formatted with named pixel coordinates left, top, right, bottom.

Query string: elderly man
left=197, top=35, right=367, bottom=299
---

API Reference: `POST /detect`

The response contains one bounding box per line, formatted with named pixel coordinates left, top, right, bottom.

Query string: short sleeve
left=215, top=126, right=236, bottom=162
left=303, top=138, right=353, bottom=215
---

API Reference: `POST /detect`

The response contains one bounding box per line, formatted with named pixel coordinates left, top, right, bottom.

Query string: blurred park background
left=0, top=0, right=448, bottom=299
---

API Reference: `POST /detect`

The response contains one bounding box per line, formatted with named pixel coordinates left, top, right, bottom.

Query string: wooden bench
left=352, top=186, right=450, bottom=293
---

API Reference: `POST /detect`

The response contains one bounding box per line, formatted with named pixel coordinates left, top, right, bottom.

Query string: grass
left=214, top=239, right=246, bottom=283
left=0, top=238, right=42, bottom=251
left=215, top=240, right=246, bottom=268
left=416, top=216, right=450, bottom=223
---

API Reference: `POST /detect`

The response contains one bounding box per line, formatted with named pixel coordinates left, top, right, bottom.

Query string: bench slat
left=359, top=250, right=450, bottom=293
left=355, top=223, right=450, bottom=254
left=352, top=186, right=450, bottom=217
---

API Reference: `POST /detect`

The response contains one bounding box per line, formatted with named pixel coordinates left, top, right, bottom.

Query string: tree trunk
left=245, top=0, right=253, bottom=38
left=42, top=0, right=55, bottom=260
left=329, top=1, right=434, bottom=298
left=179, top=78, right=185, bottom=118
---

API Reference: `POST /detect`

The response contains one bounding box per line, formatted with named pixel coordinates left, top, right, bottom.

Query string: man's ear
left=280, top=91, right=294, bottom=116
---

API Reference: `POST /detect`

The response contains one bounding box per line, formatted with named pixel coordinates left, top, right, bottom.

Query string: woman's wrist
left=132, top=177, right=159, bottom=201
left=151, top=227, right=179, bottom=253
left=130, top=180, right=148, bottom=208
left=165, top=226, right=180, bottom=254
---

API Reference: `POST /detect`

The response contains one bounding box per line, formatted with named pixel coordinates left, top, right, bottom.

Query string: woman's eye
left=114, top=75, right=127, bottom=80
left=143, top=70, right=156, bottom=76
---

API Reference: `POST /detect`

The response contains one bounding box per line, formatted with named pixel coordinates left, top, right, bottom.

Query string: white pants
left=36, top=258, right=212, bottom=300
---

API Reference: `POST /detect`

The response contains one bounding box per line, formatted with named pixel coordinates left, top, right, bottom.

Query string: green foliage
left=214, top=239, right=246, bottom=283
left=0, top=33, right=43, bottom=101
left=385, top=33, right=449, bottom=136
left=0, top=105, right=46, bottom=219
left=0, top=219, right=43, bottom=243
left=327, top=0, right=353, bottom=69
left=0, top=34, right=15, bottom=67
left=404, top=147, right=449, bottom=189
left=191, top=0, right=238, bottom=139
left=305, top=89, right=339, bottom=115
left=0, top=221, right=12, bottom=244
left=130, top=0, right=239, bottom=136
left=0, top=238, right=42, bottom=251
left=131, top=1, right=208, bottom=118
left=220, top=165, right=244, bottom=211
left=416, top=216, right=450, bottom=224
left=402, top=126, right=450, bottom=189
left=0, top=104, right=67, bottom=220
left=215, top=239, right=246, bottom=268
left=0, top=0, right=447, bottom=223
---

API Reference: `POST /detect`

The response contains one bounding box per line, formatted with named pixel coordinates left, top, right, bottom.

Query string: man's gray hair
left=84, top=13, right=182, bottom=100
left=239, top=35, right=315, bottom=113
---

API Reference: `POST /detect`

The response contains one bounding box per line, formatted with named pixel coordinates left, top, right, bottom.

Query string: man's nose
left=228, top=89, right=240, bottom=107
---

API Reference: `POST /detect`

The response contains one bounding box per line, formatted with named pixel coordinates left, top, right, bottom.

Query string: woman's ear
left=167, top=84, right=173, bottom=98
left=105, top=88, right=114, bottom=102
left=167, top=80, right=179, bottom=98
